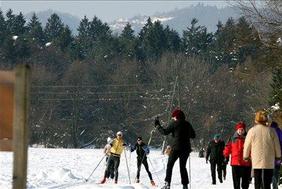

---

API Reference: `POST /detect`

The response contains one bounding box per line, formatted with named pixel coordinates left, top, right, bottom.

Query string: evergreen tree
left=182, top=18, right=212, bottom=56
left=44, top=13, right=64, bottom=42
left=119, top=23, right=136, bottom=58
left=58, top=25, right=73, bottom=51
left=137, top=18, right=168, bottom=60
left=75, top=16, right=91, bottom=59
left=164, top=26, right=181, bottom=53
left=27, top=13, right=45, bottom=45
left=0, top=10, right=7, bottom=45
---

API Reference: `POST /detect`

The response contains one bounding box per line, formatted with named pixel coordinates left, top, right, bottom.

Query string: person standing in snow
left=243, top=110, right=281, bottom=189
left=130, top=136, right=155, bottom=186
left=100, top=131, right=126, bottom=184
left=270, top=121, right=282, bottom=189
left=223, top=121, right=251, bottom=189
left=101, top=137, right=114, bottom=181
left=154, top=109, right=196, bottom=189
left=206, top=134, right=225, bottom=185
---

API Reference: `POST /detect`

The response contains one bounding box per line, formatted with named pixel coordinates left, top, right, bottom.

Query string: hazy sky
left=0, top=1, right=229, bottom=22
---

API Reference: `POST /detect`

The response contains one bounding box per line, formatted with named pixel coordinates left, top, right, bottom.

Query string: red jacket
left=223, top=133, right=251, bottom=167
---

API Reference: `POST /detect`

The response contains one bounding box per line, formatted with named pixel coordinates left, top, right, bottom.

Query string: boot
left=136, top=179, right=140, bottom=183
left=99, top=177, right=106, bottom=184
left=161, top=182, right=170, bottom=189
left=183, top=185, right=188, bottom=189
left=150, top=180, right=156, bottom=186
left=114, top=180, right=118, bottom=184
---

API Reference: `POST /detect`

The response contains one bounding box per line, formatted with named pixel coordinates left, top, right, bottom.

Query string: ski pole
left=124, top=149, right=131, bottom=184
left=189, top=155, right=191, bottom=189
left=85, top=154, right=106, bottom=182
left=148, top=157, right=161, bottom=184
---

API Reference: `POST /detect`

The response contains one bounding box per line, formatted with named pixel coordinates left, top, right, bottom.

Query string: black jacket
left=206, top=140, right=225, bottom=163
left=131, top=142, right=149, bottom=159
left=157, top=119, right=196, bottom=152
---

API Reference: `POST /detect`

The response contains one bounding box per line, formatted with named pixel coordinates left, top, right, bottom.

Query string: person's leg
left=143, top=158, right=153, bottom=181
left=113, top=156, right=120, bottom=183
left=210, top=161, right=216, bottom=184
left=179, top=152, right=189, bottom=188
left=241, top=166, right=252, bottom=189
left=253, top=169, right=262, bottom=189
left=232, top=166, right=241, bottom=189
left=216, top=161, right=223, bottom=183
left=262, top=169, right=273, bottom=189
left=165, top=150, right=179, bottom=186
left=272, top=165, right=280, bottom=189
left=222, top=164, right=227, bottom=180
left=136, top=158, right=142, bottom=182
left=100, top=156, right=114, bottom=183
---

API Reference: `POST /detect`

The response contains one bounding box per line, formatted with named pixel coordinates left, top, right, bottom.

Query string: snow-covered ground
left=0, top=148, right=252, bottom=189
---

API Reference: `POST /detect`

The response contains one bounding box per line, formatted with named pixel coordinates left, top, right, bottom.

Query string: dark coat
left=131, top=142, right=149, bottom=159
left=156, top=119, right=196, bottom=152
left=206, top=140, right=225, bottom=163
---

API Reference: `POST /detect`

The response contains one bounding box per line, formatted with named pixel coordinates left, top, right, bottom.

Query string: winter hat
left=255, top=110, right=268, bottom=125
left=213, top=134, right=221, bottom=140
left=116, top=131, right=123, bottom=136
left=107, top=137, right=112, bottom=144
left=171, top=109, right=185, bottom=120
left=137, top=136, right=142, bottom=141
left=235, top=122, right=246, bottom=130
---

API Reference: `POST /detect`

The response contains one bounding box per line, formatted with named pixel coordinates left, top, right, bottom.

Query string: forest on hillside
left=0, top=0, right=281, bottom=149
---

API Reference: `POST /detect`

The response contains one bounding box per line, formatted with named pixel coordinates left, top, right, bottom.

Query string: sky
left=0, top=1, right=229, bottom=22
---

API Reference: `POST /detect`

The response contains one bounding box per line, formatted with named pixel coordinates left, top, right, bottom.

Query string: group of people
left=205, top=110, right=282, bottom=189
left=98, top=108, right=195, bottom=189
left=98, top=109, right=281, bottom=189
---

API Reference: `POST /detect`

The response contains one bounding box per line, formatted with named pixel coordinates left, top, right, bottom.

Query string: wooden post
left=12, top=64, right=31, bottom=189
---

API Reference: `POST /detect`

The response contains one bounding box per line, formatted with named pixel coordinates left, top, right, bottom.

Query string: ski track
left=0, top=148, right=257, bottom=189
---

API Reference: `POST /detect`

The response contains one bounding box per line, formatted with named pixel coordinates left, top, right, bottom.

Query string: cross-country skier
left=130, top=136, right=156, bottom=186
left=100, top=131, right=126, bottom=184
left=155, top=109, right=196, bottom=189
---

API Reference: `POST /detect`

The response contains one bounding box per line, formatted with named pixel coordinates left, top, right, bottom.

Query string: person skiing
left=223, top=121, right=252, bottom=189
left=154, top=108, right=196, bottom=189
left=100, top=137, right=114, bottom=181
left=244, top=110, right=281, bottom=189
left=206, top=133, right=225, bottom=185
left=100, top=131, right=126, bottom=184
left=130, top=136, right=156, bottom=186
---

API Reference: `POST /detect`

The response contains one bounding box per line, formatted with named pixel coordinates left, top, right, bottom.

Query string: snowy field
left=0, top=148, right=253, bottom=189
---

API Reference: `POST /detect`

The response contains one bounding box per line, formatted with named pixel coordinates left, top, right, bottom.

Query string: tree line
left=0, top=8, right=281, bottom=148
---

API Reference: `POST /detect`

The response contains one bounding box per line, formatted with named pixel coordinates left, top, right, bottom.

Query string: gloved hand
left=223, top=157, right=229, bottom=164
left=206, top=159, right=208, bottom=164
left=154, top=117, right=160, bottom=127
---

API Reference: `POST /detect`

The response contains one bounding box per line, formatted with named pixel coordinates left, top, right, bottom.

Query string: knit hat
left=171, top=109, right=185, bottom=120
left=116, top=131, right=123, bottom=136
left=255, top=110, right=268, bottom=124
left=235, top=122, right=246, bottom=130
left=214, top=134, right=221, bottom=140
left=107, top=137, right=112, bottom=144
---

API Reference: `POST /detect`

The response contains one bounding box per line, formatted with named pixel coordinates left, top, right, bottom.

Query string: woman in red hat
left=223, top=122, right=252, bottom=189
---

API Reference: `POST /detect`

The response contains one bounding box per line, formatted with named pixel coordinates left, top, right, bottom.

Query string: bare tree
left=233, top=0, right=282, bottom=47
